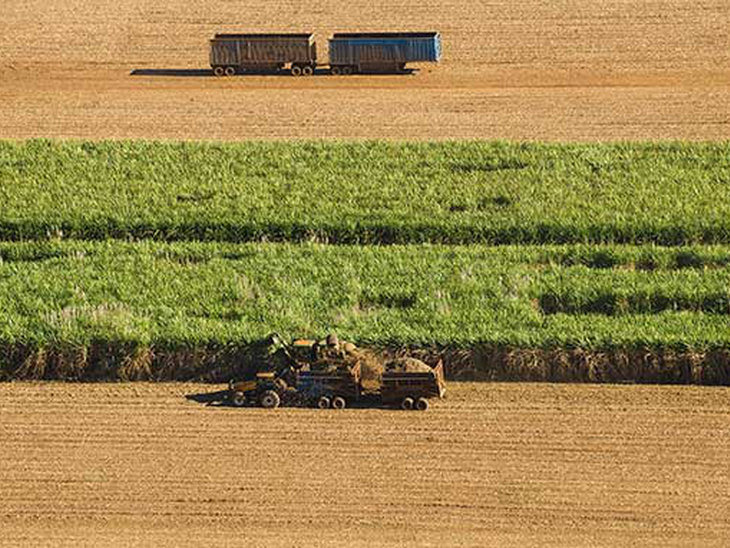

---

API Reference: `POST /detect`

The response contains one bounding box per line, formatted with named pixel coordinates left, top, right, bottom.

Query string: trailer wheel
left=342, top=66, right=353, bottom=76
left=213, top=66, right=225, bottom=77
left=230, top=391, right=246, bottom=407
left=260, top=390, right=281, bottom=409
left=401, top=397, right=414, bottom=411
left=317, top=396, right=331, bottom=409
left=331, top=66, right=342, bottom=76
left=224, top=66, right=236, bottom=77
left=291, top=65, right=303, bottom=76
left=415, top=398, right=430, bottom=411
left=302, top=65, right=314, bottom=76
left=332, top=396, right=346, bottom=410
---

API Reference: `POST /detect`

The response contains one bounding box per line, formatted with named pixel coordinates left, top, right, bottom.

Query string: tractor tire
left=302, top=65, right=314, bottom=76
left=224, top=66, right=236, bottom=77
left=260, top=390, right=281, bottom=409
left=332, top=396, right=346, bottom=410
left=230, top=391, right=246, bottom=407
left=291, top=65, right=303, bottom=76
left=213, top=66, right=225, bottom=77
left=317, top=396, right=331, bottom=409
left=415, top=397, right=430, bottom=411
left=401, top=397, right=414, bottom=411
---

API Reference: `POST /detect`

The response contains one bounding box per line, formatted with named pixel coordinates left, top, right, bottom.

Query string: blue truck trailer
left=328, top=32, right=441, bottom=74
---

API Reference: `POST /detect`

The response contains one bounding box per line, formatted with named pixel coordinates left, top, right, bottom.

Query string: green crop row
left=1, top=240, right=730, bottom=349
left=1, top=140, right=730, bottom=244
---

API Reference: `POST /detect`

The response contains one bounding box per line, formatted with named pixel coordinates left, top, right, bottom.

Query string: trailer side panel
left=210, top=33, right=316, bottom=68
left=329, top=32, right=441, bottom=67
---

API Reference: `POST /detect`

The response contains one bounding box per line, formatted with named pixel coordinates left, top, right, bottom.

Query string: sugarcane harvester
left=227, top=334, right=445, bottom=411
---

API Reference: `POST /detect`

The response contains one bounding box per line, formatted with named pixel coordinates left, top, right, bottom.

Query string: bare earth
left=1, top=0, right=729, bottom=141
left=0, top=382, right=729, bottom=547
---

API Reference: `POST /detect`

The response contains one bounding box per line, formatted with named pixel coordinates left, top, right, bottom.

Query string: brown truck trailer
left=380, top=360, right=445, bottom=411
left=210, top=33, right=317, bottom=76
left=296, top=362, right=362, bottom=409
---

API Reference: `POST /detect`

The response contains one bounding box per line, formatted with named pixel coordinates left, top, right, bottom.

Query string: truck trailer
left=328, top=32, right=442, bottom=74
left=209, top=33, right=317, bottom=76
left=209, top=32, right=441, bottom=76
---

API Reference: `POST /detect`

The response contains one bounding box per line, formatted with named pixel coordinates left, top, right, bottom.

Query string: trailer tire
left=342, top=66, right=353, bottom=76
left=302, top=65, right=314, bottom=76
left=213, top=66, right=225, bottom=77
left=331, top=66, right=342, bottom=76
left=224, top=66, right=236, bottom=77
left=401, top=397, right=414, bottom=411
left=260, top=390, right=281, bottom=409
left=317, top=396, right=331, bottom=409
left=332, top=396, right=346, bottom=410
left=230, top=391, right=246, bottom=407
left=415, top=398, right=430, bottom=411
left=291, top=65, right=303, bottom=76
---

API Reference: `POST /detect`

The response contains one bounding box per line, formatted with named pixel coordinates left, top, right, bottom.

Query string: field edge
left=2, top=343, right=729, bottom=385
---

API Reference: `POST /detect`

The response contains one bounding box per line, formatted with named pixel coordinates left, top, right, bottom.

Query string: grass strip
left=1, top=241, right=730, bottom=349
left=1, top=140, right=730, bottom=244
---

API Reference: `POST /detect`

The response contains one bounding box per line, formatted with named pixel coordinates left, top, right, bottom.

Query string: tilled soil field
left=1, top=382, right=729, bottom=547
left=1, top=0, right=729, bottom=140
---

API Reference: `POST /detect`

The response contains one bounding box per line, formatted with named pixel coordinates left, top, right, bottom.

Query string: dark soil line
left=0, top=220, right=729, bottom=246
left=1, top=343, right=729, bottom=385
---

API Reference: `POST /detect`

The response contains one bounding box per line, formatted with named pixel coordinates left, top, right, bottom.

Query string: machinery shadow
left=130, top=67, right=417, bottom=78
left=130, top=69, right=214, bottom=77
left=184, top=390, right=411, bottom=411
left=185, top=389, right=231, bottom=406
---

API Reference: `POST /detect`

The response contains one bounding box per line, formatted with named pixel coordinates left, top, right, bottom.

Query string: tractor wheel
left=213, top=66, right=225, bottom=77
left=230, top=391, right=246, bottom=407
left=302, top=65, right=314, bottom=76
left=332, top=396, right=346, bottom=410
left=260, top=390, right=281, bottom=409
left=224, top=66, right=236, bottom=77
left=415, top=398, right=430, bottom=411
left=317, top=396, right=331, bottom=409
left=331, top=66, right=342, bottom=76
left=291, top=65, right=303, bottom=76
left=401, top=397, right=414, bottom=411
left=342, top=66, right=353, bottom=76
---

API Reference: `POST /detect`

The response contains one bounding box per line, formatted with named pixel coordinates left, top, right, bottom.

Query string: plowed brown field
left=1, top=382, right=729, bottom=547
left=1, top=0, right=729, bottom=140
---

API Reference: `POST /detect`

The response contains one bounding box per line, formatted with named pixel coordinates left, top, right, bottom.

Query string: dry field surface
left=0, top=382, right=729, bottom=547
left=1, top=0, right=729, bottom=140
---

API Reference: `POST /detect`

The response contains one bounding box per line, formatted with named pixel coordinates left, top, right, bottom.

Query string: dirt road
left=1, top=0, right=729, bottom=140
left=0, top=382, right=728, bottom=547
